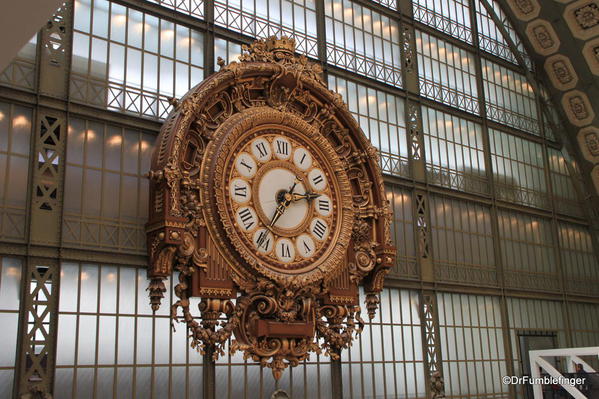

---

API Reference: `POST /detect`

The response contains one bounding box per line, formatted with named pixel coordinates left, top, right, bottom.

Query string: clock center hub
left=253, top=161, right=312, bottom=237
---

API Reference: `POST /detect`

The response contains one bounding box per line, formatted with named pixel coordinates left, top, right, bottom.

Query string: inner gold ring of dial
left=251, top=160, right=313, bottom=238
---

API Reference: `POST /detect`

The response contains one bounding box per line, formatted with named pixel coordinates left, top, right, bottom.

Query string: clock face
left=224, top=131, right=338, bottom=273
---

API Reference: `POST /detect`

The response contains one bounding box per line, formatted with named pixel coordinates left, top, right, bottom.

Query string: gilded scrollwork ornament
left=315, top=304, right=364, bottom=358
left=171, top=262, right=239, bottom=358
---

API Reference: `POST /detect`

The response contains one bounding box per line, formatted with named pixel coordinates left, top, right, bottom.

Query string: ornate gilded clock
left=146, top=36, right=395, bottom=379
left=204, top=108, right=353, bottom=287
left=223, top=124, right=348, bottom=272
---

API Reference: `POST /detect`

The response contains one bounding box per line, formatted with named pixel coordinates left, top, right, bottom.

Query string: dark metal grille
left=482, top=59, right=539, bottom=135
left=340, top=288, right=425, bottom=399
left=557, top=223, right=599, bottom=297
left=386, top=184, right=418, bottom=279
left=497, top=210, right=559, bottom=292
left=214, top=37, right=242, bottom=65
left=548, top=148, right=585, bottom=219
left=505, top=298, right=566, bottom=398
left=148, top=0, right=204, bottom=19
left=55, top=262, right=204, bottom=399
left=475, top=0, right=532, bottom=69
left=569, top=303, right=599, bottom=370
left=429, top=195, right=496, bottom=286
left=215, top=342, right=332, bottom=398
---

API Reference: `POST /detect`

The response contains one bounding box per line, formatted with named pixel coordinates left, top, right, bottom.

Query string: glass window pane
left=413, top=0, right=472, bottom=43
left=422, top=106, right=487, bottom=194
left=324, top=0, right=401, bottom=87
left=214, top=0, right=317, bottom=58
left=329, top=74, right=408, bottom=177
left=70, top=2, right=204, bottom=120
left=416, top=31, right=478, bottom=113
left=489, top=128, right=547, bottom=208
left=483, top=59, right=539, bottom=135
left=0, top=258, right=22, bottom=312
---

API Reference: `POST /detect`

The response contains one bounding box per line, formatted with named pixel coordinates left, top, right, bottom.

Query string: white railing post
left=529, top=350, right=544, bottom=399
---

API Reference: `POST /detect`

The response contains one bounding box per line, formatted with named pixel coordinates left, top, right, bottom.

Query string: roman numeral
left=275, top=140, right=289, bottom=155
left=238, top=208, right=254, bottom=230
left=256, top=231, right=271, bottom=250
left=312, top=220, right=326, bottom=239
left=234, top=185, right=247, bottom=197
left=318, top=199, right=330, bottom=212
left=299, top=153, right=307, bottom=164
left=240, top=160, right=253, bottom=172
left=312, top=174, right=324, bottom=186
left=302, top=241, right=312, bottom=254
left=280, top=242, right=291, bottom=258
left=262, top=237, right=271, bottom=251
left=255, top=142, right=268, bottom=158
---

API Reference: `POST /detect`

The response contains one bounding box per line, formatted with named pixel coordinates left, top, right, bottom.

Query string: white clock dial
left=251, top=138, right=272, bottom=162
left=253, top=228, right=274, bottom=254
left=293, top=147, right=313, bottom=171
left=296, top=234, right=315, bottom=258
left=275, top=238, right=295, bottom=263
left=235, top=206, right=258, bottom=232
left=308, top=168, right=327, bottom=192
left=314, top=194, right=332, bottom=217
left=229, top=178, right=251, bottom=204
left=310, top=217, right=329, bottom=241
left=235, top=152, right=257, bottom=178
left=225, top=130, right=342, bottom=272
left=273, top=136, right=292, bottom=160
left=258, top=167, right=308, bottom=230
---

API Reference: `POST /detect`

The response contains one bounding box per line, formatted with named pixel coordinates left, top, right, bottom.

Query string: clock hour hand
left=290, top=192, right=321, bottom=202
left=287, top=175, right=302, bottom=195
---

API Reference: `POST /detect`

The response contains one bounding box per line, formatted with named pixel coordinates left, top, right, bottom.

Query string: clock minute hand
left=256, top=203, right=285, bottom=248
left=257, top=192, right=293, bottom=248
left=256, top=209, right=280, bottom=248
left=268, top=199, right=289, bottom=228
left=268, top=176, right=302, bottom=228
left=287, top=175, right=302, bottom=195
left=257, top=177, right=303, bottom=248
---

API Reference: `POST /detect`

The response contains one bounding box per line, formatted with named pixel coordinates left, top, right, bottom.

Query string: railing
left=529, top=347, right=599, bottom=398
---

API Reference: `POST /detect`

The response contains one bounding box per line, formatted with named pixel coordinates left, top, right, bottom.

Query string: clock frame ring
left=200, top=106, right=354, bottom=287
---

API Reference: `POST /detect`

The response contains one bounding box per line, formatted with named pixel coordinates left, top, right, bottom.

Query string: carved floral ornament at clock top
left=145, top=36, right=395, bottom=379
